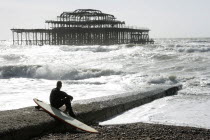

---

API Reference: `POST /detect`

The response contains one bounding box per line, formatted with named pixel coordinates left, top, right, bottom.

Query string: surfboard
left=33, top=98, right=98, bottom=133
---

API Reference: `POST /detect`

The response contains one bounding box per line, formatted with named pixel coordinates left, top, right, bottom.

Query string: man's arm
left=60, top=91, right=73, bottom=101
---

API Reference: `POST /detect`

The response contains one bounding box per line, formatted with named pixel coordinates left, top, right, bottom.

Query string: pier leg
left=12, top=31, right=14, bottom=45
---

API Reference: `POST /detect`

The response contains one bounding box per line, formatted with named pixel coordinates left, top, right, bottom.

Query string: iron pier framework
left=11, top=9, right=154, bottom=45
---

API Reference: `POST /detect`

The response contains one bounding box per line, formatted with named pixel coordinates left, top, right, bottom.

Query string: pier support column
left=12, top=31, right=14, bottom=45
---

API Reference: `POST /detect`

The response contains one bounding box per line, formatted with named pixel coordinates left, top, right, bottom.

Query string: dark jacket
left=50, top=88, right=73, bottom=107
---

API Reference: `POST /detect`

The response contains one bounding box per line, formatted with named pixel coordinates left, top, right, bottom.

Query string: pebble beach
left=33, top=123, right=210, bottom=140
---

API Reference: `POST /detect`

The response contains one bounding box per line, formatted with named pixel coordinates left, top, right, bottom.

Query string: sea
left=0, top=38, right=210, bottom=129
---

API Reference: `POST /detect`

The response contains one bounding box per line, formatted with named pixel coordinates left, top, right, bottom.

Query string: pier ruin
left=11, top=9, right=154, bottom=45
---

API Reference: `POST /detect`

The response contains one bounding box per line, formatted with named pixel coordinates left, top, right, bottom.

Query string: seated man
left=50, top=81, right=76, bottom=117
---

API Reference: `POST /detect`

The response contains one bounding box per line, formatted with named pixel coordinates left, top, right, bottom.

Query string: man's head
left=56, top=81, right=62, bottom=90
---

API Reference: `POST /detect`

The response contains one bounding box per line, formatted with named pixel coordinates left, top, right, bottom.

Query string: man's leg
left=52, top=100, right=64, bottom=109
left=63, top=98, right=76, bottom=117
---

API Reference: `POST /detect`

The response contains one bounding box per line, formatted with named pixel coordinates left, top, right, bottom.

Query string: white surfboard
left=33, top=98, right=98, bottom=133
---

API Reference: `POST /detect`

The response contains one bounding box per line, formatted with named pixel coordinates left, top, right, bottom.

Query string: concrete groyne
left=0, top=84, right=182, bottom=140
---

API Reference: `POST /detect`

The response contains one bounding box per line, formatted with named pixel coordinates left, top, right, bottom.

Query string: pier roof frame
left=45, top=20, right=125, bottom=25
left=59, top=9, right=116, bottom=20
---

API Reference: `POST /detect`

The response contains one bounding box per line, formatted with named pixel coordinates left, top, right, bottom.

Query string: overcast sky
left=0, top=0, right=210, bottom=40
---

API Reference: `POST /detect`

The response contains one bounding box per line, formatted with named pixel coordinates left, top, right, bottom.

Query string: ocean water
left=0, top=38, right=210, bottom=129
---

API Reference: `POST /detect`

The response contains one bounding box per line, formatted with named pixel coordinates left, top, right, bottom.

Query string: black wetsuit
left=50, top=88, right=75, bottom=117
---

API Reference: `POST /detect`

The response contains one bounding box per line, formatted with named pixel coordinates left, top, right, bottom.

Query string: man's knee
left=63, top=97, right=71, bottom=103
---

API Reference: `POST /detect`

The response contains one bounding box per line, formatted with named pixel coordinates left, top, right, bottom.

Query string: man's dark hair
left=57, top=81, right=62, bottom=87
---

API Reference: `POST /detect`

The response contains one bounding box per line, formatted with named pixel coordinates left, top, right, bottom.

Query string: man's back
left=50, top=88, right=68, bottom=107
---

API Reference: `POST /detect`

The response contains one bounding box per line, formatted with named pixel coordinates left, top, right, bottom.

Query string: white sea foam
left=100, top=95, right=210, bottom=129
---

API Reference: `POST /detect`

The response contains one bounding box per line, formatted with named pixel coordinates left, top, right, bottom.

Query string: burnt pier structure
left=11, top=9, right=154, bottom=45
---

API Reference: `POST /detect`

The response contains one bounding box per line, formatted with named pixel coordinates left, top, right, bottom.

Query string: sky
left=0, top=0, right=210, bottom=40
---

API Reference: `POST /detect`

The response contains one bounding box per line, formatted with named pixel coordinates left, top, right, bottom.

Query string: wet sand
left=32, top=122, right=210, bottom=140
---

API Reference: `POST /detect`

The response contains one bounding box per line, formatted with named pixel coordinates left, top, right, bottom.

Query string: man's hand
left=69, top=95, right=73, bottom=101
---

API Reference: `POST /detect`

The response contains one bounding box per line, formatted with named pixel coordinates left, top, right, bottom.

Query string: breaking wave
left=187, top=39, right=210, bottom=43
left=147, top=75, right=178, bottom=85
left=178, top=47, right=210, bottom=53
left=60, top=45, right=122, bottom=52
left=0, top=65, right=122, bottom=80
left=151, top=54, right=176, bottom=60
left=0, top=65, right=41, bottom=78
left=1, top=54, right=25, bottom=61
